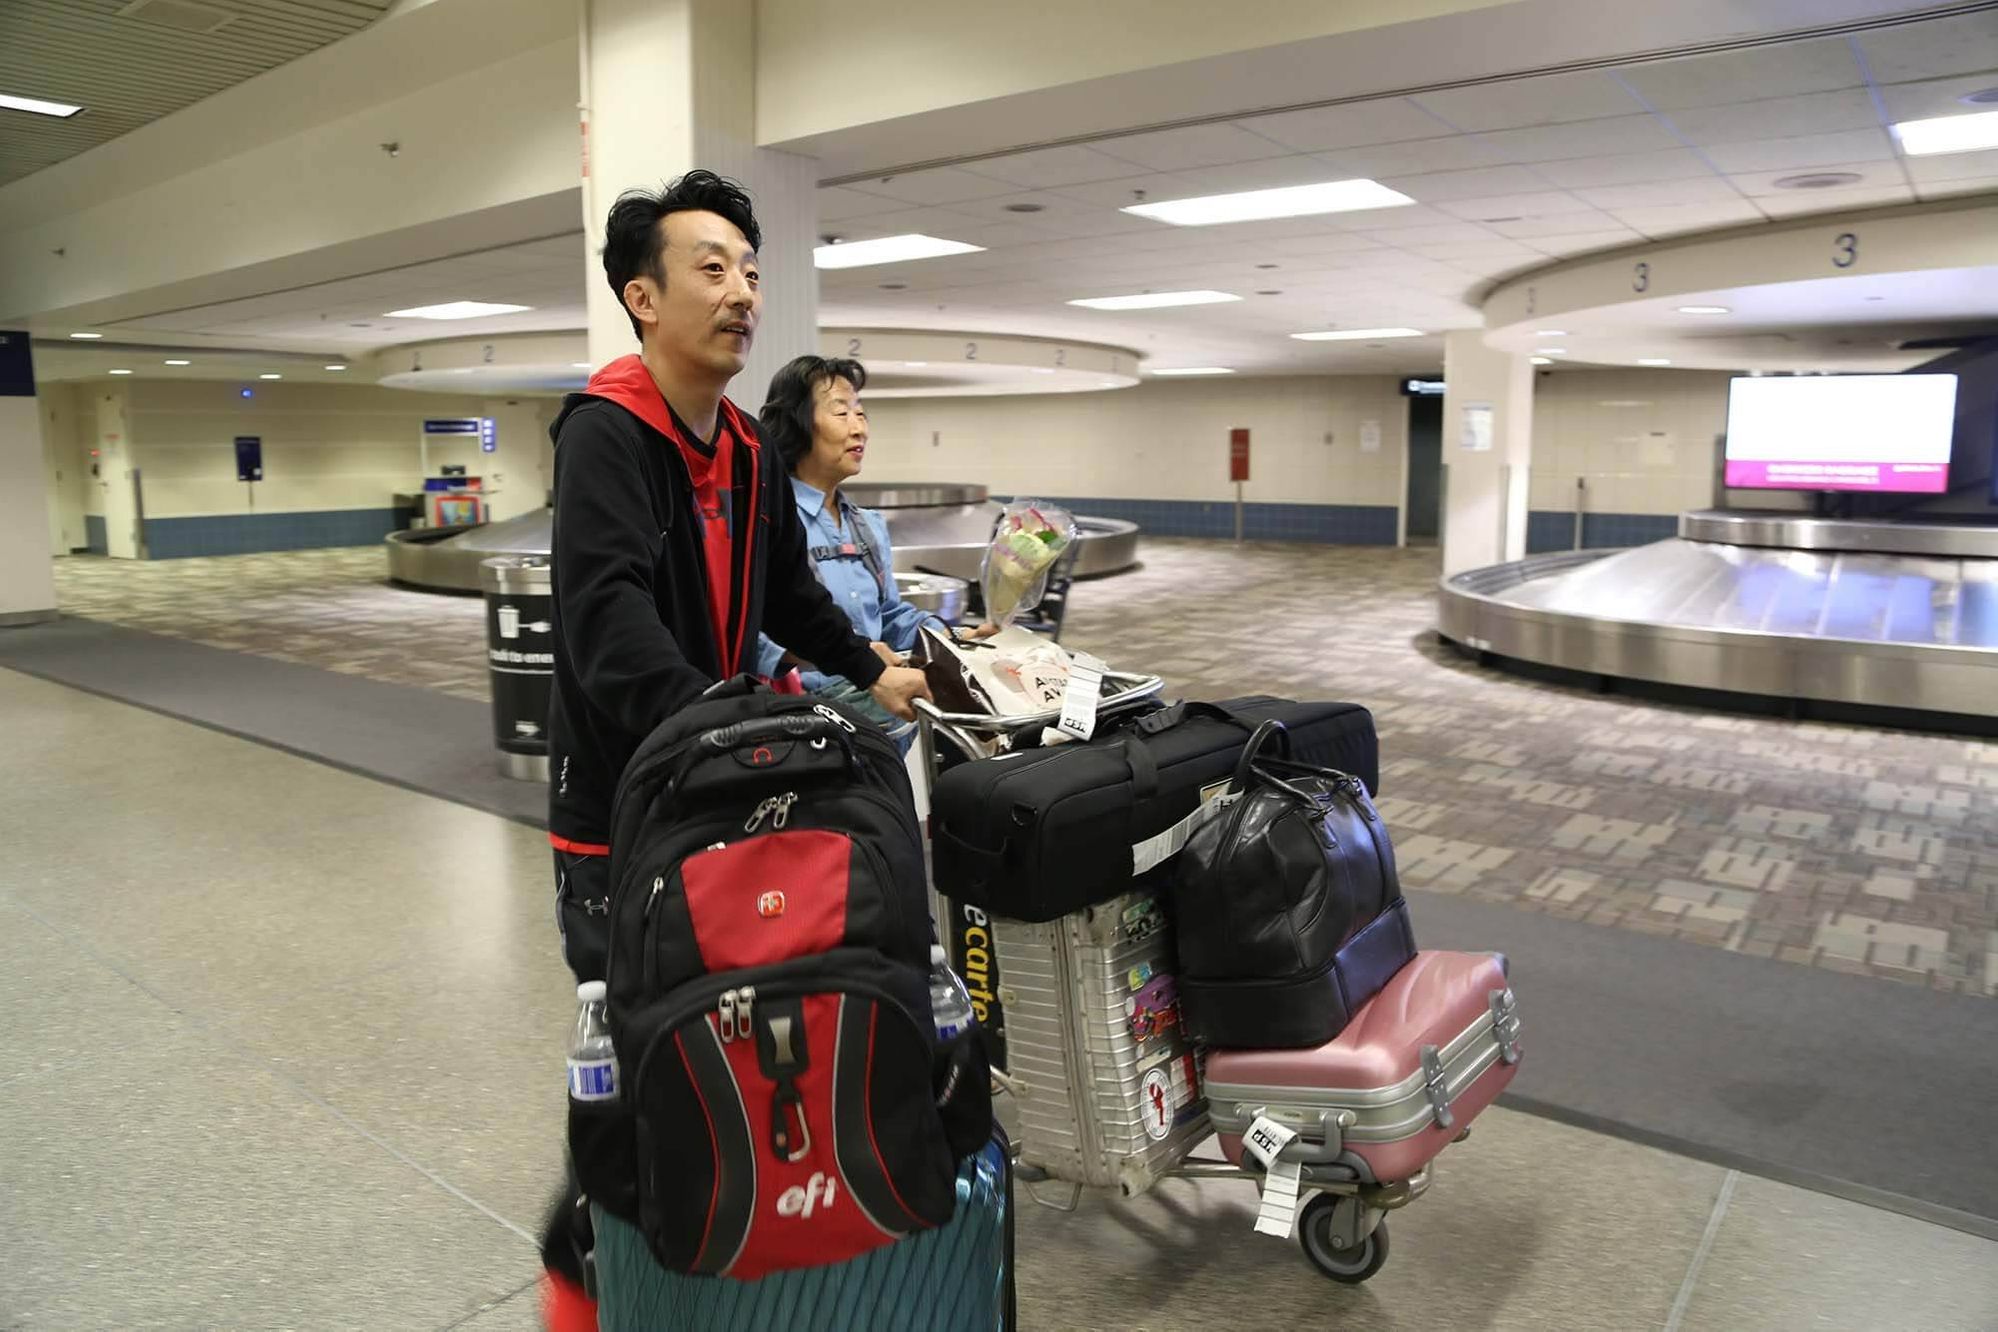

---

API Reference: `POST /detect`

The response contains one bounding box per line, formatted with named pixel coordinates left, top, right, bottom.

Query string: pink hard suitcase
left=1205, top=951, right=1521, bottom=1186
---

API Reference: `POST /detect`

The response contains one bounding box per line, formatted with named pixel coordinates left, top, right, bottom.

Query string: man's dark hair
left=601, top=170, right=762, bottom=342
left=760, top=356, right=867, bottom=471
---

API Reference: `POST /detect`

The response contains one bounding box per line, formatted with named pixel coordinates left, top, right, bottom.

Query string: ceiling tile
left=1172, top=155, right=1365, bottom=194
left=1659, top=89, right=1884, bottom=145
left=1473, top=114, right=1685, bottom=162
left=816, top=187, right=912, bottom=222
left=1532, top=229, right=1647, bottom=256
left=1375, top=222, right=1503, bottom=246
left=1096, top=122, right=1299, bottom=171
left=1615, top=37, right=1864, bottom=110
left=1701, top=127, right=1897, bottom=174
left=1236, top=99, right=1452, bottom=152
left=1483, top=209, right=1626, bottom=238
left=1336, top=203, right=1474, bottom=230
left=1373, top=164, right=1556, bottom=202
left=1435, top=191, right=1594, bottom=221
left=1533, top=148, right=1720, bottom=188
left=1876, top=73, right=1998, bottom=123
left=1725, top=161, right=1903, bottom=197
left=1609, top=200, right=1766, bottom=237
left=1854, top=12, right=1998, bottom=84
left=1917, top=173, right=1998, bottom=198
left=1904, top=147, right=1998, bottom=183
left=1046, top=172, right=1205, bottom=209
left=1754, top=184, right=1914, bottom=217
left=1569, top=175, right=1746, bottom=209
left=1413, top=70, right=1640, bottom=131
left=959, top=144, right=1153, bottom=189
left=847, top=168, right=1016, bottom=206
left=1399, top=239, right=1542, bottom=262
left=1311, top=135, right=1513, bottom=177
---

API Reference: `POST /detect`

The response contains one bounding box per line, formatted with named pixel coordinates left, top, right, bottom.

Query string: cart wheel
left=1299, top=1197, right=1389, bottom=1284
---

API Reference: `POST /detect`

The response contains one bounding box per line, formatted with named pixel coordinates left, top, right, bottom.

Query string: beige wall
left=1529, top=368, right=1730, bottom=518
left=860, top=377, right=1410, bottom=507
left=114, top=381, right=556, bottom=523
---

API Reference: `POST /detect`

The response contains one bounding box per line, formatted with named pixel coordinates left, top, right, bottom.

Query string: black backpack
left=570, top=683, right=990, bottom=1280
left=1167, top=720, right=1416, bottom=1049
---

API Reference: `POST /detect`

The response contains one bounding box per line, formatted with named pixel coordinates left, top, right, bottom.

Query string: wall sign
left=480, top=416, right=497, bottom=453
left=1460, top=403, right=1494, bottom=453
left=234, top=435, right=263, bottom=482
left=1400, top=377, right=1445, bottom=396
left=1229, top=427, right=1250, bottom=482
left=0, top=330, right=33, bottom=397
left=423, top=418, right=481, bottom=435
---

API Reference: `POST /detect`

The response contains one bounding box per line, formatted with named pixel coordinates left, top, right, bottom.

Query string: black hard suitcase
left=929, top=697, right=1378, bottom=922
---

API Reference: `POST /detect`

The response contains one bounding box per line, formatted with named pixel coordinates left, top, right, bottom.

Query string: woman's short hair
left=760, top=355, right=867, bottom=472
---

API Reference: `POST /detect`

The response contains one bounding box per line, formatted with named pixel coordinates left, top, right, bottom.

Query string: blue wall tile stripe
left=139, top=507, right=407, bottom=560
left=84, top=515, right=108, bottom=555
left=1021, top=496, right=1399, bottom=545
left=1528, top=509, right=1676, bottom=553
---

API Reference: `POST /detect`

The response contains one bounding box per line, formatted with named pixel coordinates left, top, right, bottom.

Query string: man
left=539, top=170, right=930, bottom=1328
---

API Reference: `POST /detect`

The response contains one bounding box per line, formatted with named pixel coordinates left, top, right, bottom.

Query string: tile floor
left=50, top=542, right=1998, bottom=996
left=3, top=666, right=1994, bottom=1331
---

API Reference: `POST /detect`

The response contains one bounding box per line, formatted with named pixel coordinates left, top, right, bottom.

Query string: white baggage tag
left=1243, top=1115, right=1304, bottom=1240
left=1056, top=651, right=1105, bottom=741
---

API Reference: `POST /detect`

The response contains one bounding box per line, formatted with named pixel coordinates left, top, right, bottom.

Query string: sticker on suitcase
left=1138, top=1053, right=1200, bottom=1140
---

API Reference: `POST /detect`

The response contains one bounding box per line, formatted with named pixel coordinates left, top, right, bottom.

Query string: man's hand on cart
left=870, top=664, right=932, bottom=721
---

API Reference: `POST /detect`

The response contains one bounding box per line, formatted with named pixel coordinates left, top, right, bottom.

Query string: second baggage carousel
left=1437, top=510, right=1998, bottom=721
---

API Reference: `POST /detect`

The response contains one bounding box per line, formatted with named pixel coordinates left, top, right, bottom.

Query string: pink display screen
left=1723, top=374, right=1957, bottom=494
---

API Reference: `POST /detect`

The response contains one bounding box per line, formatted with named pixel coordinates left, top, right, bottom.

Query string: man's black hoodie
left=544, top=354, right=885, bottom=850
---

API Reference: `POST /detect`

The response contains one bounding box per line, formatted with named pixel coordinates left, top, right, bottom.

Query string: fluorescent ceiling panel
left=1148, top=367, right=1236, bottom=376
left=0, top=92, right=84, bottom=118
left=1122, top=179, right=1414, bottom=226
left=1893, top=110, right=1998, bottom=155
left=385, top=301, right=533, bottom=320
left=1069, top=290, right=1242, bottom=310
left=813, top=235, right=985, bottom=269
left=1289, top=327, right=1424, bottom=341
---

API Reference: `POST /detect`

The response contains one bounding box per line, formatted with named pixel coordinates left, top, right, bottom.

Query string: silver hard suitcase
left=992, top=889, right=1207, bottom=1196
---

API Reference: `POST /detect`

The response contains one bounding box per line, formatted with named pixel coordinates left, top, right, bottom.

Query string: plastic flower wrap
left=980, top=500, right=1078, bottom=627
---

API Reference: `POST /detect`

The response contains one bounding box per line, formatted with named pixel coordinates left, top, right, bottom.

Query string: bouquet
left=980, top=501, right=1078, bottom=627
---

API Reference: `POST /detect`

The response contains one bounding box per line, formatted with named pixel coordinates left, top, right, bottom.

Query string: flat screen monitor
left=1723, top=374, right=1957, bottom=493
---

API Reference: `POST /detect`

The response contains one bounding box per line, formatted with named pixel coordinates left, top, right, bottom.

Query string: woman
left=755, top=355, right=989, bottom=749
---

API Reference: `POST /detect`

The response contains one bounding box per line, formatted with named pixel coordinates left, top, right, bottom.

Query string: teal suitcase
left=591, top=1131, right=1013, bottom=1332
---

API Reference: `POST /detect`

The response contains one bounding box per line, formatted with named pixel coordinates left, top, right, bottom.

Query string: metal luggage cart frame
left=913, top=683, right=1438, bottom=1285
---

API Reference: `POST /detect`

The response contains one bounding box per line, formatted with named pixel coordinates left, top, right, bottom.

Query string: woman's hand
left=960, top=622, right=1001, bottom=641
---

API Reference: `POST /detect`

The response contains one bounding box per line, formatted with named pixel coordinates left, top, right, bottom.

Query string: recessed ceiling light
left=1028, top=367, right=1057, bottom=374
left=107, top=368, right=133, bottom=375
left=164, top=359, right=191, bottom=366
left=69, top=332, right=102, bottom=340
left=1002, top=202, right=1045, bottom=213
left=1478, top=215, right=1522, bottom=224
left=0, top=92, right=84, bottom=118
left=1256, top=289, right=1283, bottom=296
left=1773, top=171, right=1863, bottom=190
left=1255, top=263, right=1281, bottom=270
left=1677, top=305, right=1730, bottom=315
left=1863, top=295, right=1886, bottom=302
left=1534, top=329, right=1568, bottom=337
left=903, top=361, right=929, bottom=368
left=1099, top=380, right=1119, bottom=387
left=1069, top=289, right=1242, bottom=310
left=1122, top=178, right=1414, bottom=226
left=324, top=364, right=347, bottom=371
left=1962, top=87, right=1998, bottom=106
left=1149, top=367, right=1235, bottom=376
left=813, top=235, right=985, bottom=269
left=878, top=282, right=908, bottom=291
left=384, top=301, right=533, bottom=319
left=1290, top=327, right=1424, bottom=341
left=1637, top=358, right=1672, bottom=367
left=260, top=373, right=283, bottom=380
left=1535, top=347, right=1567, bottom=355
left=1891, top=109, right=1998, bottom=156
left=1530, top=357, right=1553, bottom=366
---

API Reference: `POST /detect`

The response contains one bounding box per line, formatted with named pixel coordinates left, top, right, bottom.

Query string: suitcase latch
left=1419, top=1044, right=1455, bottom=1131
left=1488, top=988, right=1522, bottom=1065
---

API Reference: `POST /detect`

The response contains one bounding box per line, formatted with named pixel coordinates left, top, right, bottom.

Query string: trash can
left=479, top=555, right=554, bottom=781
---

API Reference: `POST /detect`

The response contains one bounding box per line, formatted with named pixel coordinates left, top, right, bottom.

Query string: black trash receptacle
left=479, top=555, right=553, bottom=781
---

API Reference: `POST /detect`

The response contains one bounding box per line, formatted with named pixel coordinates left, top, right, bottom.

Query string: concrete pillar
left=1441, top=330, right=1534, bottom=577
left=0, top=331, right=58, bottom=625
left=578, top=0, right=818, bottom=414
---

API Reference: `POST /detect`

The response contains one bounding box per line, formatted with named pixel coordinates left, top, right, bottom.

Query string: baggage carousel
left=385, top=483, right=1139, bottom=594
left=1436, top=510, right=1998, bottom=721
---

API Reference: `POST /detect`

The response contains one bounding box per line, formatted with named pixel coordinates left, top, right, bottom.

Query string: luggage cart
left=913, top=685, right=1460, bottom=1286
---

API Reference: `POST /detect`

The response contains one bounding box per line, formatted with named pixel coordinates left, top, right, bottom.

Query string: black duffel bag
left=1169, top=719, right=1415, bottom=1049
left=929, top=697, right=1377, bottom=922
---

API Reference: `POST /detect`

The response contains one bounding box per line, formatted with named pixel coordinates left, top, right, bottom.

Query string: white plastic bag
left=980, top=501, right=1078, bottom=628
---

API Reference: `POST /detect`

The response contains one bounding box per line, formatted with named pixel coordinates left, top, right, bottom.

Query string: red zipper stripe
left=675, top=1030, right=724, bottom=1270
left=549, top=833, right=610, bottom=856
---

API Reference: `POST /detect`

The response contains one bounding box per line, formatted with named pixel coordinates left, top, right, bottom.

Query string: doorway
left=1404, top=394, right=1442, bottom=544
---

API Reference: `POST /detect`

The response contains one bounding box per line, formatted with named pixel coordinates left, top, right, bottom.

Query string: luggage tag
left=1242, top=1115, right=1304, bottom=1239
left=1056, top=650, right=1106, bottom=741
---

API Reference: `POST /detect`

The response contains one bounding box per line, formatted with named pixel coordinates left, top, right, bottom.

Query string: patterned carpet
left=53, top=541, right=1998, bottom=997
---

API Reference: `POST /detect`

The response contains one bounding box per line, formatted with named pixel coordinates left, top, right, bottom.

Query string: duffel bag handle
left=1230, top=719, right=1292, bottom=794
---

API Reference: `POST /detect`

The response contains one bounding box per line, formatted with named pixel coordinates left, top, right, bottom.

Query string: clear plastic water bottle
left=928, top=944, right=977, bottom=1043
left=568, top=980, right=619, bottom=1103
